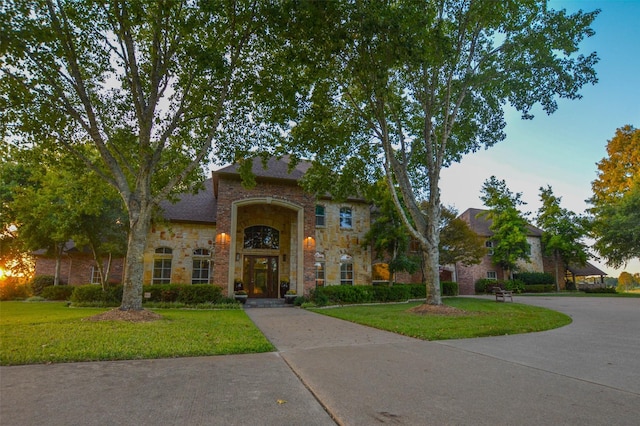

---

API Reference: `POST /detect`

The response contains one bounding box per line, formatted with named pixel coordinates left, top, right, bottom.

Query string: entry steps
left=243, top=298, right=292, bottom=308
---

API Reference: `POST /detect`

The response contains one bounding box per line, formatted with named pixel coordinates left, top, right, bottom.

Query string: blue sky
left=439, top=0, right=640, bottom=276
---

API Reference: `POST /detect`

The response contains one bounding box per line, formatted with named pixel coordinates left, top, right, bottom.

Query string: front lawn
left=0, top=302, right=274, bottom=366
left=309, top=298, right=572, bottom=340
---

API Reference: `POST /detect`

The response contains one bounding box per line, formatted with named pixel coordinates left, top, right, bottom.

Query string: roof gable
left=159, top=178, right=217, bottom=224
left=459, top=208, right=543, bottom=237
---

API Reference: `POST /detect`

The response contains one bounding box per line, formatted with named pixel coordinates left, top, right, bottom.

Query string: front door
left=243, top=256, right=279, bottom=298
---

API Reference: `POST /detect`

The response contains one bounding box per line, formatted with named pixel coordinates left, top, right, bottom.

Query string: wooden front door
left=243, top=256, right=279, bottom=298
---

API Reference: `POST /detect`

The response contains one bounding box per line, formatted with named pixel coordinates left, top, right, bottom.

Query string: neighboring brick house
left=455, top=208, right=547, bottom=295
left=35, top=156, right=372, bottom=298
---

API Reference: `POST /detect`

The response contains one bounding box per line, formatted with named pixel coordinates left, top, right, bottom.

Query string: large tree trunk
left=422, top=208, right=442, bottom=305
left=120, top=200, right=153, bottom=311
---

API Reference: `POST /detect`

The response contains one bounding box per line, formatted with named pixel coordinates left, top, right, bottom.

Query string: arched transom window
left=243, top=226, right=280, bottom=250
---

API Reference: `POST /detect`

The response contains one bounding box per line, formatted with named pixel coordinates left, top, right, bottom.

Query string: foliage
left=588, top=126, right=640, bottom=268
left=475, top=279, right=499, bottom=294
left=537, top=185, right=590, bottom=289
left=504, top=279, right=526, bottom=294
left=364, top=180, right=420, bottom=280
left=616, top=272, right=637, bottom=293
left=29, top=275, right=55, bottom=296
left=524, top=284, right=556, bottom=293
left=71, top=285, right=124, bottom=307
left=309, top=299, right=572, bottom=341
left=583, top=287, right=616, bottom=294
left=0, top=302, right=273, bottom=365
left=439, top=207, right=487, bottom=267
left=281, top=1, right=599, bottom=306
left=1, top=1, right=291, bottom=310
left=0, top=277, right=31, bottom=300
left=514, top=272, right=555, bottom=285
left=41, top=285, right=74, bottom=301
left=441, top=281, right=459, bottom=297
left=480, top=176, right=531, bottom=277
left=312, top=283, right=427, bottom=306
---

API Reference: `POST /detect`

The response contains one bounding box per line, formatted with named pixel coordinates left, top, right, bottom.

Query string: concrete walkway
left=1, top=297, right=639, bottom=425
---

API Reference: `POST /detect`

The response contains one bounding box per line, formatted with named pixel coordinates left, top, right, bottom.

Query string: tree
left=616, top=271, right=635, bottom=293
left=281, top=1, right=599, bottom=304
left=438, top=207, right=486, bottom=267
left=364, top=181, right=420, bottom=285
left=589, top=125, right=640, bottom=268
left=1, top=1, right=285, bottom=309
left=536, top=185, right=589, bottom=291
left=480, top=176, right=531, bottom=279
left=9, top=148, right=127, bottom=287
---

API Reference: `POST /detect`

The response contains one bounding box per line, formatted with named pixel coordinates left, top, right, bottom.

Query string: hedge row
left=69, top=284, right=225, bottom=306
left=311, top=282, right=458, bottom=306
left=475, top=279, right=555, bottom=294
left=41, top=285, right=75, bottom=301
left=513, top=272, right=555, bottom=285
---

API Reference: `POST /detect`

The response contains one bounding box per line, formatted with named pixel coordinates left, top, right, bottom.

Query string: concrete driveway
left=1, top=296, right=638, bottom=425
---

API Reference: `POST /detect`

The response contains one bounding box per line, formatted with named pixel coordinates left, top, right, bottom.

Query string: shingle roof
left=459, top=208, right=543, bottom=237
left=159, top=178, right=217, bottom=224
left=567, top=262, right=607, bottom=277
left=215, top=155, right=312, bottom=182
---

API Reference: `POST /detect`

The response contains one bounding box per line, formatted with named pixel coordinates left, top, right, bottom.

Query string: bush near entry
left=311, top=283, right=456, bottom=306
left=70, top=284, right=225, bottom=306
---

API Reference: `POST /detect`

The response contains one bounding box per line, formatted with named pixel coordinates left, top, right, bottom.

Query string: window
left=153, top=247, right=173, bottom=284
left=487, top=271, right=497, bottom=280
left=192, top=248, right=211, bottom=284
left=90, top=266, right=101, bottom=285
left=315, top=261, right=325, bottom=287
left=485, top=240, right=494, bottom=256
left=315, top=205, right=325, bottom=227
left=340, top=262, right=354, bottom=285
left=243, top=226, right=280, bottom=250
left=340, top=207, right=352, bottom=228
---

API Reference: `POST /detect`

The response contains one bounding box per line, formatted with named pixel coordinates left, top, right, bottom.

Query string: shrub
left=41, top=285, right=74, bottom=301
left=71, top=285, right=123, bottom=306
left=176, top=285, right=223, bottom=304
left=0, top=278, right=31, bottom=300
left=514, top=272, right=555, bottom=285
left=583, top=287, right=616, bottom=294
left=311, top=283, right=426, bottom=306
left=30, top=275, right=55, bottom=296
left=504, top=279, right=526, bottom=293
left=523, top=284, right=555, bottom=293
left=441, top=281, right=458, bottom=296
left=475, top=279, right=499, bottom=294
left=142, top=284, right=223, bottom=304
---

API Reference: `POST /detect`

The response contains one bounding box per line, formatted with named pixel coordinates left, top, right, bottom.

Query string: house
left=455, top=208, right=548, bottom=294
left=37, top=156, right=374, bottom=298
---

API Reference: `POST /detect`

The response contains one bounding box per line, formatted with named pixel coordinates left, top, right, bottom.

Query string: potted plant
left=234, top=287, right=248, bottom=304
left=284, top=289, right=297, bottom=304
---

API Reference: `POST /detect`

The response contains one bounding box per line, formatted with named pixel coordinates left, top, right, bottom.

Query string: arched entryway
left=227, top=198, right=305, bottom=298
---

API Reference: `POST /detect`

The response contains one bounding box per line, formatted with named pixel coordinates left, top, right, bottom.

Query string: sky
left=439, top=0, right=640, bottom=277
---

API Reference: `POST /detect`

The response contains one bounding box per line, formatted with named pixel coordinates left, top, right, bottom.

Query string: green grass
left=309, top=298, right=572, bottom=341
left=0, top=302, right=274, bottom=366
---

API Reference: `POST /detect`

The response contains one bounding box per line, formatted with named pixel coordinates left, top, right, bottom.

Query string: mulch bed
left=408, top=303, right=468, bottom=316
left=83, top=308, right=163, bottom=323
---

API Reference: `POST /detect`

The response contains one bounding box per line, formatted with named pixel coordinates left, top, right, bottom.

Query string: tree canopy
left=1, top=0, right=288, bottom=309
left=480, top=176, right=531, bottom=278
left=589, top=125, right=640, bottom=269
left=279, top=0, right=599, bottom=304
left=536, top=185, right=589, bottom=290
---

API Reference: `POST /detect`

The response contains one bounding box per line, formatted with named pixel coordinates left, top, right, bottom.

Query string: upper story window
left=153, top=247, right=173, bottom=284
left=485, top=240, right=494, bottom=256
left=340, top=207, right=352, bottom=229
left=243, top=226, right=280, bottom=250
left=315, top=205, right=326, bottom=227
left=192, top=248, right=211, bottom=284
